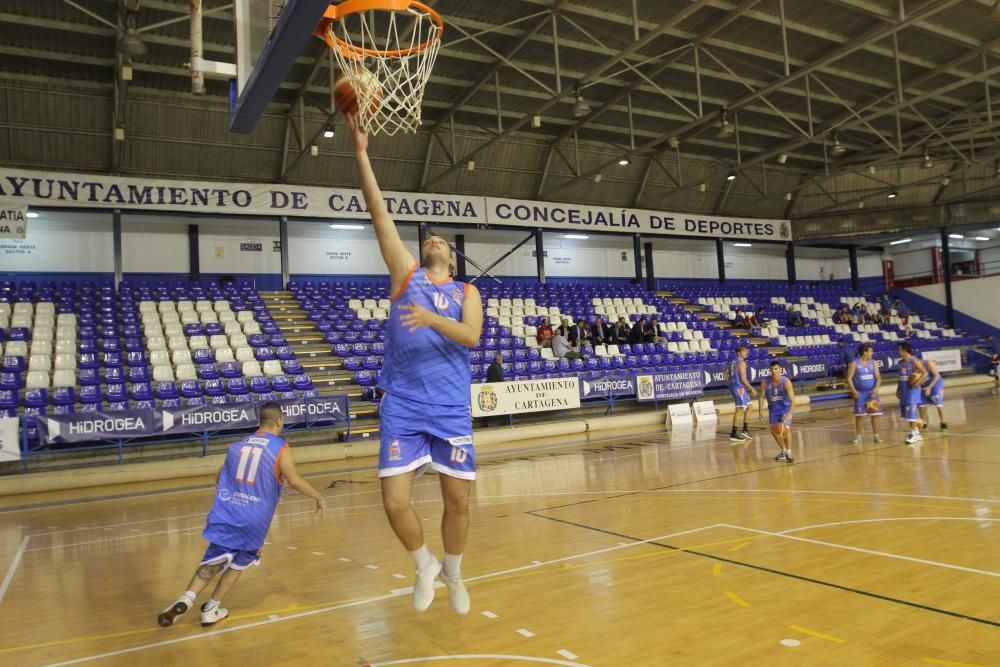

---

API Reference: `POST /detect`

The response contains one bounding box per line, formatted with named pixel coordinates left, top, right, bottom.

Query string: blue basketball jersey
left=898, top=357, right=917, bottom=390
left=204, top=431, right=287, bottom=551
left=728, top=358, right=745, bottom=391
left=765, top=377, right=791, bottom=412
left=379, top=264, right=472, bottom=408
left=854, top=359, right=877, bottom=391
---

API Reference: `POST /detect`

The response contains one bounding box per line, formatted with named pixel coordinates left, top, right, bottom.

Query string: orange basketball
left=866, top=399, right=880, bottom=414
left=334, top=70, right=382, bottom=117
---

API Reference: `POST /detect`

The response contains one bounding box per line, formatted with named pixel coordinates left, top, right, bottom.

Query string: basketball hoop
left=315, top=0, right=443, bottom=136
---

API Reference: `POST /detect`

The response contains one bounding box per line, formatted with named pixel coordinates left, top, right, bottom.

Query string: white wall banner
left=0, top=203, right=28, bottom=239
left=0, top=169, right=790, bottom=241
left=0, top=418, right=20, bottom=462
left=471, top=378, right=581, bottom=417
left=922, top=349, right=962, bottom=373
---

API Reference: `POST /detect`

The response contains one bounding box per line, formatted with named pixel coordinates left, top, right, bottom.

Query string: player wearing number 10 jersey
left=157, top=403, right=325, bottom=628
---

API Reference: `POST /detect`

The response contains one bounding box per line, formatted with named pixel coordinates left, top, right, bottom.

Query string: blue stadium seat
left=271, top=375, right=292, bottom=392
left=104, top=367, right=125, bottom=384
left=51, top=386, right=76, bottom=415
left=219, top=362, right=241, bottom=379
left=157, top=381, right=181, bottom=408
left=204, top=379, right=228, bottom=404
left=363, top=355, right=380, bottom=370
left=0, top=389, right=18, bottom=418
left=124, top=337, right=144, bottom=353
left=283, top=359, right=303, bottom=374
left=355, top=370, right=375, bottom=386
left=227, top=378, right=249, bottom=399
left=292, top=374, right=313, bottom=391
left=2, top=356, right=26, bottom=373
left=127, top=366, right=150, bottom=383
left=79, top=385, right=101, bottom=411
left=249, top=376, right=270, bottom=394
left=255, top=347, right=275, bottom=361
left=275, top=345, right=294, bottom=361
left=102, top=352, right=123, bottom=369
left=197, top=363, right=220, bottom=380
left=131, top=382, right=155, bottom=409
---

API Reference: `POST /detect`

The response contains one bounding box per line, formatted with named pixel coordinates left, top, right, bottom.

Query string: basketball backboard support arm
left=229, top=0, right=331, bottom=134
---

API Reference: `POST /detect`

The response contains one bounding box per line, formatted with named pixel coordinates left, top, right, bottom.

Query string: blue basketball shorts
left=853, top=389, right=882, bottom=417
left=731, top=386, right=751, bottom=409
left=201, top=543, right=261, bottom=571
left=899, top=387, right=922, bottom=421
left=922, top=382, right=944, bottom=407
left=768, top=409, right=792, bottom=428
left=378, top=392, right=475, bottom=480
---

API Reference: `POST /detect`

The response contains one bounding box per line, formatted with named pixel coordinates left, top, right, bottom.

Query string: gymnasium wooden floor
left=1, top=387, right=998, bottom=667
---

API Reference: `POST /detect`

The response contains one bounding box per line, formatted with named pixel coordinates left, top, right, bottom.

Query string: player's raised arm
left=344, top=111, right=415, bottom=292
left=277, top=446, right=325, bottom=514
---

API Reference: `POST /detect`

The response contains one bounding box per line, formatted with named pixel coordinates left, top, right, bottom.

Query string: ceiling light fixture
left=562, top=234, right=590, bottom=240
left=618, top=157, right=630, bottom=166
left=726, top=172, right=737, bottom=181
left=572, top=84, right=591, bottom=118
left=322, top=124, right=335, bottom=139
left=974, top=236, right=990, bottom=241
left=949, top=233, right=964, bottom=239
left=921, top=150, right=933, bottom=169
left=117, top=10, right=147, bottom=57
left=777, top=153, right=788, bottom=164
left=330, top=223, right=365, bottom=230
left=889, top=238, right=912, bottom=245
left=733, top=243, right=753, bottom=247
left=887, top=191, right=898, bottom=199
left=717, top=110, right=735, bottom=139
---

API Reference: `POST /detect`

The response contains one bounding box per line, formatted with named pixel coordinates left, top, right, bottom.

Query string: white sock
left=409, top=544, right=436, bottom=572
left=443, top=552, right=463, bottom=579
left=204, top=599, right=220, bottom=611
left=183, top=590, right=196, bottom=603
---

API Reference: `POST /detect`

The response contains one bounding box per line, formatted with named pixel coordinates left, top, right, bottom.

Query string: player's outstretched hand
left=343, top=111, right=369, bottom=153
left=399, top=302, right=436, bottom=332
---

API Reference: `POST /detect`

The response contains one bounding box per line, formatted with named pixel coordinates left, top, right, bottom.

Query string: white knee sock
left=409, top=543, right=436, bottom=571
left=443, top=552, right=463, bottom=579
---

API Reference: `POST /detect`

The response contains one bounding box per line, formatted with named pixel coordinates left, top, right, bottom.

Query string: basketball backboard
left=230, top=0, right=331, bottom=134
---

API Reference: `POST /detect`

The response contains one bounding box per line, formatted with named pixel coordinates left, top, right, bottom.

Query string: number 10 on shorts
left=450, top=447, right=469, bottom=464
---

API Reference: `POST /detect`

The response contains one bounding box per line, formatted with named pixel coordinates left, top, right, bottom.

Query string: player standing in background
left=728, top=344, right=757, bottom=442
left=759, top=361, right=795, bottom=462
left=846, top=343, right=883, bottom=444
left=896, top=342, right=927, bottom=445
left=157, top=403, right=325, bottom=627
left=345, top=111, right=483, bottom=616
left=918, top=356, right=948, bottom=432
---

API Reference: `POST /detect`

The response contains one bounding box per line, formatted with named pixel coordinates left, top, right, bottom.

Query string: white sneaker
left=157, top=594, right=193, bottom=627
left=413, top=559, right=442, bottom=612
left=904, top=432, right=923, bottom=445
left=873, top=434, right=883, bottom=443
left=200, top=603, right=229, bottom=626
left=852, top=435, right=863, bottom=445
left=442, top=573, right=470, bottom=615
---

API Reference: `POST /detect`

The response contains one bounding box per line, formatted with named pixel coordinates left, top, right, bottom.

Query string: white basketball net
left=325, top=7, right=442, bottom=136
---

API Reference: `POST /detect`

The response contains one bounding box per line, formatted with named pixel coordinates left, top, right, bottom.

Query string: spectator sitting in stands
left=747, top=309, right=761, bottom=327
left=591, top=316, right=613, bottom=346
left=571, top=318, right=591, bottom=345
left=786, top=307, right=805, bottom=328
left=536, top=317, right=554, bottom=348
left=486, top=353, right=505, bottom=383
left=647, top=317, right=666, bottom=343
left=555, top=318, right=573, bottom=340
left=613, top=317, right=631, bottom=345
left=880, top=293, right=892, bottom=315
left=629, top=317, right=650, bottom=344
left=552, top=330, right=581, bottom=360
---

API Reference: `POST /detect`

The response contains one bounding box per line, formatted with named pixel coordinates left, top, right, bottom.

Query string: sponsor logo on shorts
left=388, top=440, right=402, bottom=462
left=448, top=435, right=473, bottom=446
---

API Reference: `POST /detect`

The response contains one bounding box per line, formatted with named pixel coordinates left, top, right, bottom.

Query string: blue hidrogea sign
left=37, top=409, right=155, bottom=444
left=37, top=397, right=350, bottom=444
left=875, top=356, right=899, bottom=371
left=579, top=374, right=635, bottom=399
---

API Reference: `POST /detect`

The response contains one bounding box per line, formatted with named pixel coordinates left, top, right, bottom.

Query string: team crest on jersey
left=477, top=386, right=498, bottom=413
left=452, top=287, right=464, bottom=307
left=388, top=440, right=402, bottom=462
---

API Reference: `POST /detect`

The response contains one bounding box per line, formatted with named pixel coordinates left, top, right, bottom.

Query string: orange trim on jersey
left=463, top=282, right=471, bottom=297
left=390, top=262, right=418, bottom=302
left=273, top=443, right=289, bottom=483
left=428, top=272, right=452, bottom=285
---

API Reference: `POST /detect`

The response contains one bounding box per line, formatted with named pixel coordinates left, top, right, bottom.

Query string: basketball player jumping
left=157, top=403, right=326, bottom=627
left=345, top=111, right=483, bottom=615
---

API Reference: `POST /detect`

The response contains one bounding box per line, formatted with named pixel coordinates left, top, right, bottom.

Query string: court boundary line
left=41, top=525, right=719, bottom=666
left=369, top=656, right=593, bottom=667
left=524, top=512, right=1000, bottom=628
left=0, top=536, right=28, bottom=604
left=719, top=523, right=1000, bottom=578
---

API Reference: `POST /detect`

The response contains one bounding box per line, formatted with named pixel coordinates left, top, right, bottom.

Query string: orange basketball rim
left=314, top=0, right=444, bottom=60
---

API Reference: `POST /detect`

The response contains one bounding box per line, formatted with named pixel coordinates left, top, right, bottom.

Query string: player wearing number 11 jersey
left=157, top=403, right=325, bottom=628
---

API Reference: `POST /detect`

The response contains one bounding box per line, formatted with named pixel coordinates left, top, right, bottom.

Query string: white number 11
left=235, top=446, right=264, bottom=484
